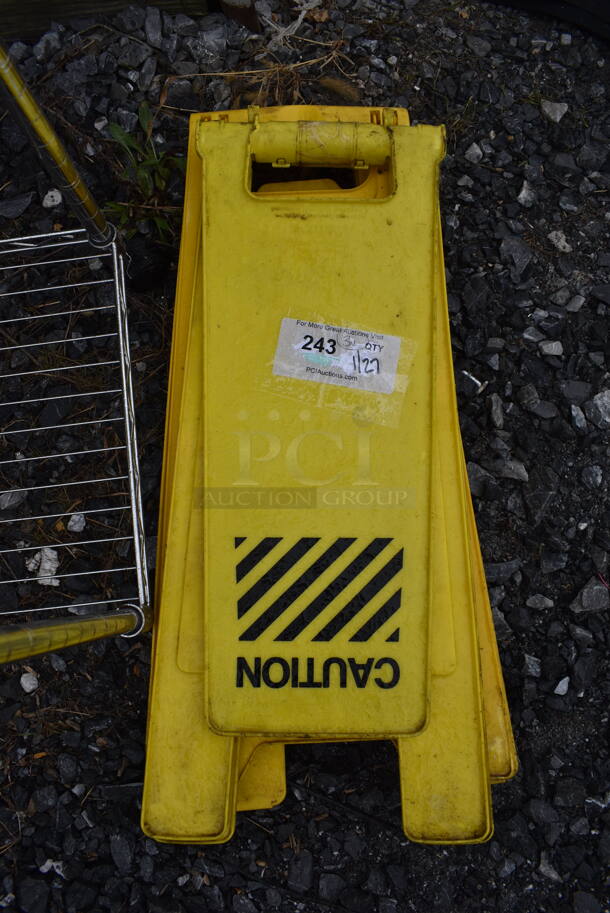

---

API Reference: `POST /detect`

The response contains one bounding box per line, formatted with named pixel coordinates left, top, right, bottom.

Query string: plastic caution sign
left=142, top=105, right=517, bottom=845
left=198, top=116, right=444, bottom=738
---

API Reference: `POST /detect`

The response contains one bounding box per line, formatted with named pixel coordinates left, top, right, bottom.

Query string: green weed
left=105, top=101, right=185, bottom=243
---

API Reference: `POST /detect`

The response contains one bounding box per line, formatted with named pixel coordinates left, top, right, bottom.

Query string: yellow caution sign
left=198, top=112, right=445, bottom=738
left=142, top=219, right=238, bottom=843
left=142, top=105, right=517, bottom=845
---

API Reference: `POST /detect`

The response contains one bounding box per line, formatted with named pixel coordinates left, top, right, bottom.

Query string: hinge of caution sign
left=249, top=121, right=393, bottom=169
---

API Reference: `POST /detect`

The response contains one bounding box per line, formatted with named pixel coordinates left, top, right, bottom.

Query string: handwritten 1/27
left=351, top=348, right=380, bottom=375
left=300, top=335, right=382, bottom=376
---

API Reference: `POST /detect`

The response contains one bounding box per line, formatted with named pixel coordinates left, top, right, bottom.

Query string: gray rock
left=33, top=30, right=61, bottom=62
left=591, top=546, right=607, bottom=574
left=531, top=400, right=559, bottom=420
left=571, top=577, right=610, bottom=614
left=465, top=142, right=483, bottom=164
left=494, top=459, right=529, bottom=482
left=42, top=188, right=62, bottom=208
left=583, top=390, right=610, bottom=429
left=8, top=40, right=29, bottom=61
left=541, top=549, right=567, bottom=573
left=569, top=624, right=594, bottom=647
left=554, top=676, right=570, bottom=695
left=198, top=14, right=229, bottom=56
left=138, top=56, right=157, bottom=92
left=467, top=36, right=491, bottom=57
left=487, top=336, right=504, bottom=352
left=526, top=594, right=554, bottom=609
left=566, top=294, right=585, bottom=312
left=65, top=882, right=97, bottom=912
left=517, top=383, right=540, bottom=409
left=489, top=392, right=504, bottom=429
left=539, top=852, right=562, bottom=882
left=485, top=558, right=521, bottom=583
left=570, top=816, right=590, bottom=837
left=0, top=191, right=34, bottom=219
left=20, top=671, right=39, bottom=693
left=115, top=108, right=139, bottom=133
left=590, top=285, right=610, bottom=305
left=17, top=879, right=49, bottom=913
left=581, top=465, right=602, bottom=489
left=550, top=286, right=571, bottom=305
left=517, top=180, right=536, bottom=207
left=492, top=607, right=512, bottom=640
left=547, top=230, right=572, bottom=253
left=554, top=151, right=578, bottom=170
left=559, top=190, right=579, bottom=212
left=110, top=833, right=132, bottom=874
left=0, top=488, right=27, bottom=510
left=174, top=13, right=199, bottom=35
left=529, top=798, right=559, bottom=824
left=539, top=340, right=563, bottom=356
left=570, top=404, right=588, bottom=433
left=161, top=33, right=178, bottom=61
left=49, top=652, right=67, bottom=671
left=33, top=784, right=57, bottom=811
left=57, top=753, right=78, bottom=783
left=232, top=896, right=257, bottom=913
left=67, top=513, right=86, bottom=533
left=541, top=100, right=568, bottom=122
left=467, top=461, right=494, bottom=497
left=198, top=857, right=224, bottom=879
left=365, top=867, right=387, bottom=894
left=573, top=892, right=602, bottom=913
left=117, top=40, right=152, bottom=69
left=145, top=6, right=163, bottom=48
left=524, top=654, right=541, bottom=677
left=555, top=778, right=586, bottom=807
left=378, top=901, right=399, bottom=913
left=288, top=850, right=313, bottom=894
left=498, top=857, right=517, bottom=877
left=560, top=380, right=591, bottom=404
left=501, top=237, right=533, bottom=281
left=489, top=586, right=506, bottom=607
left=577, top=144, right=607, bottom=171
left=318, top=873, right=345, bottom=902
left=115, top=5, right=145, bottom=30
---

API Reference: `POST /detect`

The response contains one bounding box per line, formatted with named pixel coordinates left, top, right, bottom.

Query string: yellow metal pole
left=0, top=608, right=151, bottom=665
left=0, top=43, right=113, bottom=246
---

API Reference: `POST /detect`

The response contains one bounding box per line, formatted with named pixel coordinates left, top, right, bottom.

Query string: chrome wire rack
left=0, top=228, right=149, bottom=631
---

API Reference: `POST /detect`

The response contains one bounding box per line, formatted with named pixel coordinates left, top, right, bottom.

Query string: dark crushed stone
left=17, top=879, right=50, bottom=913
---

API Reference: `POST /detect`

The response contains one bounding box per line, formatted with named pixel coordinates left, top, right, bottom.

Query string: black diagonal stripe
left=386, top=627, right=400, bottom=642
left=237, top=538, right=319, bottom=617
left=349, top=589, right=401, bottom=642
left=274, top=538, right=392, bottom=642
left=235, top=537, right=246, bottom=548
left=239, top=538, right=356, bottom=641
left=312, top=549, right=404, bottom=642
left=236, top=537, right=282, bottom=583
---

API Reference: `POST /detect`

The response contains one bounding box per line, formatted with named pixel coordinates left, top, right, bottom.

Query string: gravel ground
left=0, top=1, right=609, bottom=911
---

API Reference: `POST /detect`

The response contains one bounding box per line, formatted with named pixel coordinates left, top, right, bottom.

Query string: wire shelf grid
left=0, top=228, right=149, bottom=625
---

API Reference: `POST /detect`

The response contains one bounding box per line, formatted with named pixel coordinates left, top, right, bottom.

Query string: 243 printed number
left=301, top=335, right=336, bottom=354
left=300, top=334, right=381, bottom=375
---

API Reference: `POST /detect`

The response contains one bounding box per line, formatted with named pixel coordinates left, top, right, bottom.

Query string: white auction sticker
left=273, top=318, right=402, bottom=395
